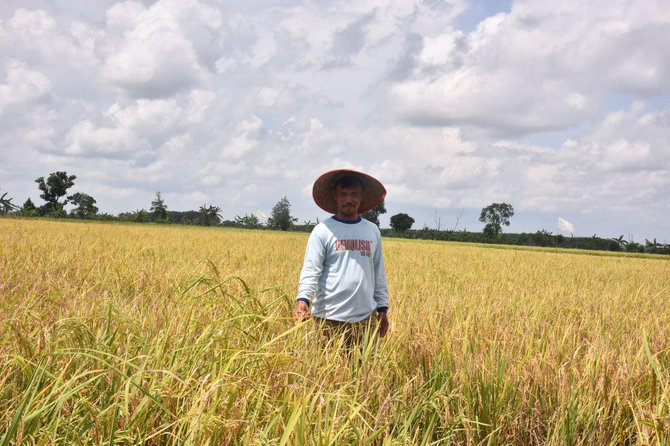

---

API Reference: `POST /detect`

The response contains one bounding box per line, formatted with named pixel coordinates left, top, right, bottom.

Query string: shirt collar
left=331, top=216, right=361, bottom=224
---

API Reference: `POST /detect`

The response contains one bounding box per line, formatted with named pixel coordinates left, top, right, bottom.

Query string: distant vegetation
left=2, top=171, right=668, bottom=255
left=390, top=212, right=415, bottom=232
left=381, top=227, right=670, bottom=255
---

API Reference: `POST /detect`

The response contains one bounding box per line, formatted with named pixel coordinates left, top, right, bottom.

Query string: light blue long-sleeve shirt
left=297, top=216, right=389, bottom=322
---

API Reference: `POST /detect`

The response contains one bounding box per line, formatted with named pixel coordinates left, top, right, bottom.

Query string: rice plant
left=1, top=219, right=668, bottom=444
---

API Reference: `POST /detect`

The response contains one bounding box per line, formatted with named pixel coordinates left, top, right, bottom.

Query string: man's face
left=333, top=184, right=363, bottom=219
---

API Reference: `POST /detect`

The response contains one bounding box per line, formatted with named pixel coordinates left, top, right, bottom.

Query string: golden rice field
left=1, top=218, right=669, bottom=445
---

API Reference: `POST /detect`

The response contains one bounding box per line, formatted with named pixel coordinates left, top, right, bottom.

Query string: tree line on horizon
left=2, top=171, right=668, bottom=255
left=0, top=170, right=410, bottom=231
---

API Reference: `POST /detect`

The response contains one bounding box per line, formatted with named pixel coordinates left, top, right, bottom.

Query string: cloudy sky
left=1, top=0, right=669, bottom=241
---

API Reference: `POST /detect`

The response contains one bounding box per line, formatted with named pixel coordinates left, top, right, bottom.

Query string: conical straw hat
left=312, top=169, right=386, bottom=214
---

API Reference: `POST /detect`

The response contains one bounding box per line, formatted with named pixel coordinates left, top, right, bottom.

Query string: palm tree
left=611, top=235, right=628, bottom=249
left=0, top=191, right=19, bottom=216
left=199, top=204, right=222, bottom=227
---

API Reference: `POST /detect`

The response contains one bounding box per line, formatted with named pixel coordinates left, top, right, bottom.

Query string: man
left=294, top=169, right=390, bottom=347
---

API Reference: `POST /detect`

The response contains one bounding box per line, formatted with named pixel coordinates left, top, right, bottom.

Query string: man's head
left=312, top=169, right=386, bottom=216
left=333, top=175, right=364, bottom=220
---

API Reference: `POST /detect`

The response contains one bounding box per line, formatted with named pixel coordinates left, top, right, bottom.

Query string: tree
left=268, top=196, right=297, bottom=231
left=150, top=192, right=169, bottom=223
left=612, top=235, right=628, bottom=251
left=234, top=213, right=261, bottom=229
left=133, top=209, right=148, bottom=223
left=301, top=219, right=316, bottom=232
left=531, top=229, right=554, bottom=247
left=390, top=213, right=415, bottom=232
left=20, top=198, right=39, bottom=217
left=94, top=213, right=116, bottom=221
left=167, top=210, right=200, bottom=225
left=361, top=201, right=387, bottom=227
left=479, top=202, right=514, bottom=237
left=199, top=204, right=222, bottom=226
left=0, top=190, right=19, bottom=216
left=35, top=171, right=76, bottom=216
left=433, top=208, right=442, bottom=231
left=68, top=192, right=98, bottom=219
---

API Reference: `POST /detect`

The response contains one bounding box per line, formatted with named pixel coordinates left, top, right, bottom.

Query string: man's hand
left=294, top=300, right=311, bottom=321
left=377, top=312, right=389, bottom=337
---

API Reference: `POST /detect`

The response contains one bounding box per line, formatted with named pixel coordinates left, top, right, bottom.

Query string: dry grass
left=1, top=218, right=669, bottom=445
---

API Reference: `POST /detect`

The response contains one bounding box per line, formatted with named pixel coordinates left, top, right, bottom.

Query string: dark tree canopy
left=479, top=202, right=515, bottom=237
left=35, top=171, right=76, bottom=215
left=268, top=196, right=297, bottom=231
left=68, top=192, right=98, bottom=219
left=361, top=200, right=387, bottom=227
left=390, top=212, right=415, bottom=232
left=167, top=210, right=201, bottom=224
left=20, top=198, right=39, bottom=217
left=150, top=192, right=169, bottom=222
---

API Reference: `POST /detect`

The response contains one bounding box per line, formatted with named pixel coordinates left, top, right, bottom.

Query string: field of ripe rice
left=1, top=218, right=669, bottom=445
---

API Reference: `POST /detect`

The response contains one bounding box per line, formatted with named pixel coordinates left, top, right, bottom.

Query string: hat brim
left=312, top=169, right=386, bottom=214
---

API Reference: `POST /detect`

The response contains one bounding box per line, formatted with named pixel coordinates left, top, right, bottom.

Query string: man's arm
left=372, top=230, right=390, bottom=336
left=295, top=228, right=325, bottom=320
left=372, top=231, right=389, bottom=309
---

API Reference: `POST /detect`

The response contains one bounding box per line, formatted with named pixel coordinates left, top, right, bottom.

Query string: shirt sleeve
left=372, top=229, right=389, bottom=310
left=296, top=227, right=326, bottom=305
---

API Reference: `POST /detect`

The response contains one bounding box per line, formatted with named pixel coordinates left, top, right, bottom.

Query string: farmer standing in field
left=294, top=169, right=390, bottom=347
